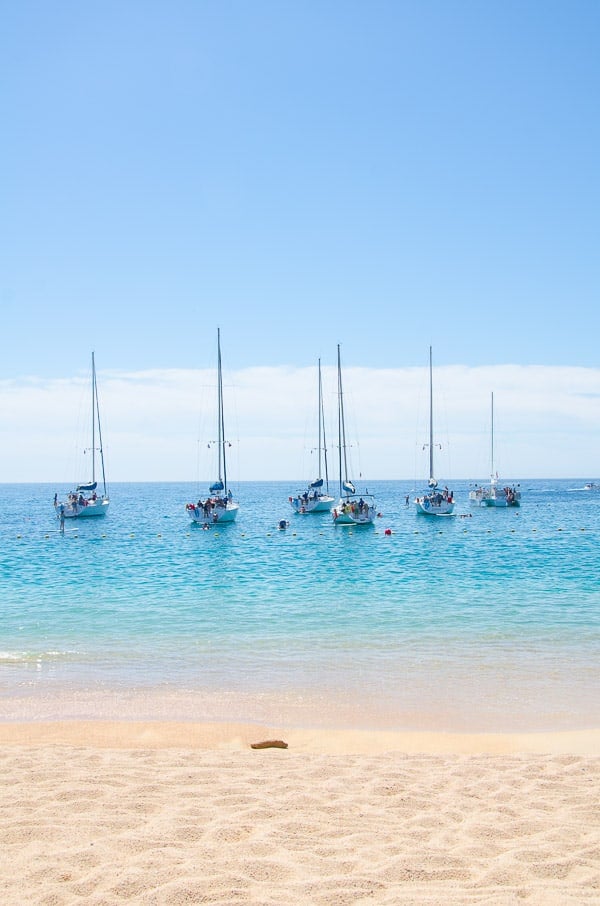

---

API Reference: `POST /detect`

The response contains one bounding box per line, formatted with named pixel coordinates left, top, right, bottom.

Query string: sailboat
left=289, top=358, right=335, bottom=514
left=332, top=345, right=376, bottom=526
left=186, top=329, right=239, bottom=525
left=469, top=393, right=521, bottom=507
left=54, top=352, right=110, bottom=519
left=414, top=346, right=455, bottom=516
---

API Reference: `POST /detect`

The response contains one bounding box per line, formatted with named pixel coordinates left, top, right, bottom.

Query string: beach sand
left=1, top=722, right=599, bottom=904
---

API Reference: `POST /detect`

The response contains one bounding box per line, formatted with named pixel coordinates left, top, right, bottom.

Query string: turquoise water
left=1, top=480, right=599, bottom=732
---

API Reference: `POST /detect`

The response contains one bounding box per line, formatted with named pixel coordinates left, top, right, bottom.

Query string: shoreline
left=1, top=719, right=600, bottom=754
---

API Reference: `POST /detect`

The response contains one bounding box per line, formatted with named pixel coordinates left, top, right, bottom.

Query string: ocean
left=1, top=480, right=599, bottom=733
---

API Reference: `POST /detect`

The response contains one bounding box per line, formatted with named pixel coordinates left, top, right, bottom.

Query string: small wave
left=0, top=649, right=79, bottom=665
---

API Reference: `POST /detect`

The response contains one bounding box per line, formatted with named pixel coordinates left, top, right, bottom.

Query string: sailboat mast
left=490, top=391, right=495, bottom=479
left=337, top=345, right=349, bottom=495
left=92, top=351, right=108, bottom=497
left=317, top=359, right=322, bottom=481
left=91, top=352, right=96, bottom=484
left=216, top=328, right=226, bottom=491
left=428, top=346, right=434, bottom=483
left=319, top=358, right=330, bottom=492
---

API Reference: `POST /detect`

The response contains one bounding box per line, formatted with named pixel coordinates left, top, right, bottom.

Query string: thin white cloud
left=0, top=364, right=598, bottom=481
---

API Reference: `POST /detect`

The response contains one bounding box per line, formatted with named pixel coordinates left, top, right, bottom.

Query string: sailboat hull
left=290, top=494, right=334, bottom=514
left=415, top=496, right=455, bottom=516
left=469, top=487, right=520, bottom=507
left=56, top=498, right=109, bottom=518
left=187, top=502, right=239, bottom=524
left=333, top=496, right=376, bottom=525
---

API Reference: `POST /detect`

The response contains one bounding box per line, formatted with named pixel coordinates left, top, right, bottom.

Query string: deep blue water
left=1, top=480, right=599, bottom=731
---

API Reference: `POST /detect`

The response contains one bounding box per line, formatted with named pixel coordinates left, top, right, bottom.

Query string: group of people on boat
left=54, top=491, right=97, bottom=509
left=334, top=497, right=371, bottom=518
left=296, top=489, right=323, bottom=504
left=186, top=491, right=233, bottom=521
left=429, top=487, right=453, bottom=506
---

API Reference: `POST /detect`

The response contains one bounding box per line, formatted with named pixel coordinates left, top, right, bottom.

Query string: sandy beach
left=1, top=721, right=599, bottom=905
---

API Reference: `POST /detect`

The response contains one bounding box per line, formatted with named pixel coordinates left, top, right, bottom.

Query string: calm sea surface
left=1, top=480, right=599, bottom=732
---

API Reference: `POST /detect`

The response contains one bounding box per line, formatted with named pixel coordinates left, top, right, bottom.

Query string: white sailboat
left=289, top=358, right=335, bottom=514
left=186, top=329, right=239, bottom=525
left=414, top=346, right=455, bottom=516
left=332, top=345, right=376, bottom=526
left=469, top=393, right=521, bottom=507
left=54, top=352, right=110, bottom=519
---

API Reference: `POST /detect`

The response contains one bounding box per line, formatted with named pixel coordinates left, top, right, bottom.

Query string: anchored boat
left=54, top=352, right=110, bottom=519
left=469, top=393, right=521, bottom=507
left=332, top=345, right=376, bottom=526
left=290, top=358, right=334, bottom=514
left=186, top=329, right=239, bottom=525
left=414, top=346, right=455, bottom=516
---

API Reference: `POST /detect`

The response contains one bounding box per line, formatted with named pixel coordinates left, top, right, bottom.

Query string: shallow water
left=1, top=480, right=599, bottom=731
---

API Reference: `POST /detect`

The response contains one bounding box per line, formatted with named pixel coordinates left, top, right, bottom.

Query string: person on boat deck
left=227, top=489, right=233, bottom=501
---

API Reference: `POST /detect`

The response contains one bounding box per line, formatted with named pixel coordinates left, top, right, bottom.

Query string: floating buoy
left=384, top=528, right=392, bottom=536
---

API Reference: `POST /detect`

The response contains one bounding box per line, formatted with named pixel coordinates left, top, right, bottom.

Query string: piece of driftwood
left=250, top=739, right=288, bottom=749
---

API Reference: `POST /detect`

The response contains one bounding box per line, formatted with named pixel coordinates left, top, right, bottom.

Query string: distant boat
left=54, top=352, right=110, bottom=519
left=186, top=329, right=239, bottom=525
left=584, top=482, right=599, bottom=491
left=289, top=358, right=335, bottom=514
left=469, top=393, right=521, bottom=508
left=414, top=346, right=455, bottom=516
left=332, top=345, right=376, bottom=526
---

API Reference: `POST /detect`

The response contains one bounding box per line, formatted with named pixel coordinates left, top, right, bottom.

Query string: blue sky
left=1, top=1, right=599, bottom=479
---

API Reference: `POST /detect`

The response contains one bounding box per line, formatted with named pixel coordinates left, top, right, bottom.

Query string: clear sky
left=1, top=1, right=599, bottom=480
